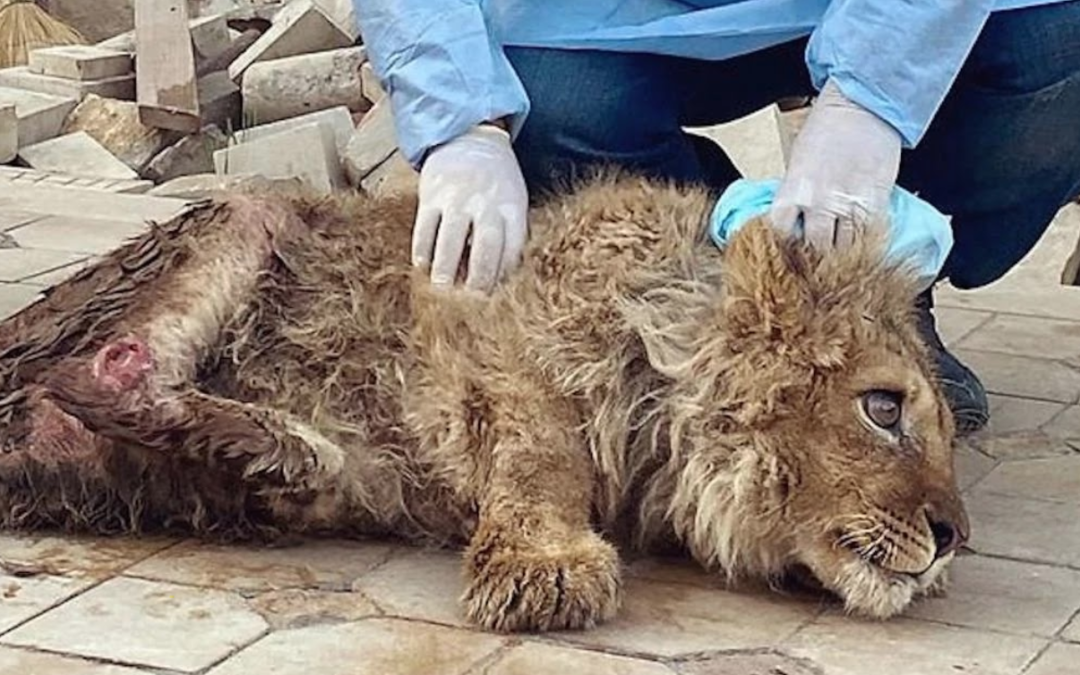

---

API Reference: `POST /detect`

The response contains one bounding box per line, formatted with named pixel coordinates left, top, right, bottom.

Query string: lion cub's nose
left=929, top=518, right=964, bottom=559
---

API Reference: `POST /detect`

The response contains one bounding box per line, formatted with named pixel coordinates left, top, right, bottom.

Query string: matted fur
left=0, top=175, right=968, bottom=631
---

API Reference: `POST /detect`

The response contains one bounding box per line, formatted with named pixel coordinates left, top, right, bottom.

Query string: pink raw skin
left=91, top=337, right=155, bottom=393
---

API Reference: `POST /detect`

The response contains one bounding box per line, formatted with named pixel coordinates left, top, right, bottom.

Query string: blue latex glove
left=710, top=178, right=954, bottom=291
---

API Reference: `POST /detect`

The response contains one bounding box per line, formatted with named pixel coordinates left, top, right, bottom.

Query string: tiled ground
left=0, top=178, right=1079, bottom=675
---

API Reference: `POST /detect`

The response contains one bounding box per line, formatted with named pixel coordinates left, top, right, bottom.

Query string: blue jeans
left=505, top=2, right=1080, bottom=289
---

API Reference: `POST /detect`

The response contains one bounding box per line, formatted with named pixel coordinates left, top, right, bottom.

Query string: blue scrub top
left=352, top=0, right=1067, bottom=168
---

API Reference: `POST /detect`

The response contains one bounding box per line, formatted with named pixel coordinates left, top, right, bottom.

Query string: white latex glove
left=413, top=124, right=528, bottom=293
left=769, top=79, right=903, bottom=250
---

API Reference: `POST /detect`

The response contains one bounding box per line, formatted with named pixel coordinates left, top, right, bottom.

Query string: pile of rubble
left=0, top=0, right=413, bottom=200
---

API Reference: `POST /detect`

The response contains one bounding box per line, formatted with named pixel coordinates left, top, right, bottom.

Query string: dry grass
left=0, top=0, right=84, bottom=69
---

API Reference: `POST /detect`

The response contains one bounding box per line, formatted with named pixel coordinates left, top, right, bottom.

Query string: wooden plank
left=135, top=0, right=201, bottom=133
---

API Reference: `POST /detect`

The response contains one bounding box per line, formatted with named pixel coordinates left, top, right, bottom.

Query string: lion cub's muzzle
left=923, top=500, right=969, bottom=563
left=885, top=497, right=970, bottom=577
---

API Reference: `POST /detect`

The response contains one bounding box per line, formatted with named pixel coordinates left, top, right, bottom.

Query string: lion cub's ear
left=719, top=217, right=810, bottom=342
left=620, top=280, right=721, bottom=380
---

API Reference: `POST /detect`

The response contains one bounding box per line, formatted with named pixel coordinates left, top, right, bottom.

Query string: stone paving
left=1, top=175, right=1079, bottom=675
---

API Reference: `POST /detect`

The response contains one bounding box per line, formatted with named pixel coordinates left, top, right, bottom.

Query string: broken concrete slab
left=232, top=104, right=354, bottom=155
left=96, top=11, right=240, bottom=59
left=227, top=0, right=353, bottom=83
left=242, top=46, right=367, bottom=124
left=135, top=0, right=202, bottom=133
left=312, top=0, right=359, bottom=41
left=0, top=67, right=135, bottom=101
left=148, top=172, right=303, bottom=199
left=360, top=62, right=384, bottom=103
left=190, top=14, right=233, bottom=64
left=197, top=71, right=242, bottom=129
left=95, top=31, right=136, bottom=54
left=360, top=151, right=417, bottom=198
left=342, top=98, right=398, bottom=186
left=18, top=131, right=141, bottom=181
left=190, top=0, right=285, bottom=22
left=0, top=165, right=152, bottom=194
left=0, top=87, right=78, bottom=148
left=61, top=95, right=178, bottom=174
left=0, top=105, right=14, bottom=163
left=195, top=28, right=262, bottom=77
left=214, top=121, right=342, bottom=194
left=0, top=182, right=188, bottom=225
left=27, top=45, right=133, bottom=81
left=145, top=126, right=228, bottom=183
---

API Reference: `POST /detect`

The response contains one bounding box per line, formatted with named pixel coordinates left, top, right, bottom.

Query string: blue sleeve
left=351, top=0, right=531, bottom=168
left=805, top=1, right=995, bottom=148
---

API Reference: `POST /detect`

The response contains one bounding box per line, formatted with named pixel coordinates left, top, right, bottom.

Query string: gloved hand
left=412, top=123, right=529, bottom=293
left=769, top=79, right=903, bottom=250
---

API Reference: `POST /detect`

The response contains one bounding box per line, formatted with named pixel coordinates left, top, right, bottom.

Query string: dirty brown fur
left=0, top=174, right=969, bottom=632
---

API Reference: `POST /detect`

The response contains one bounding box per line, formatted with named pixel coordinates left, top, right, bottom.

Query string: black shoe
left=914, top=291, right=990, bottom=435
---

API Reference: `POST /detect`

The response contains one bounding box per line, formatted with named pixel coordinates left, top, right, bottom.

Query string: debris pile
left=0, top=0, right=415, bottom=199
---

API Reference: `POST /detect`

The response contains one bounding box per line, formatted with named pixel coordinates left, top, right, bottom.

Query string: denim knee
left=967, top=1, right=1080, bottom=95
left=505, top=47, right=704, bottom=196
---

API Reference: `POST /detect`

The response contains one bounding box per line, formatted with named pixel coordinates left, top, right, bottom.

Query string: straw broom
left=0, top=0, right=85, bottom=70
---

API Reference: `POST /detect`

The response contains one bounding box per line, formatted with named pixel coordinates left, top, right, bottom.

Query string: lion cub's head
left=631, top=216, right=968, bottom=619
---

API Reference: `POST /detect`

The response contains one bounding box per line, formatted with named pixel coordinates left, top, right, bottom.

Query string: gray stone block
left=145, top=126, right=229, bottom=183
left=214, top=121, right=342, bottom=194
left=242, top=46, right=367, bottom=124
left=27, top=45, right=133, bottom=81
left=0, top=86, right=78, bottom=148
left=227, top=0, right=353, bottom=83
left=61, top=95, right=178, bottom=173
left=19, top=131, right=140, bottom=181
left=0, top=66, right=135, bottom=102
left=360, top=61, right=384, bottom=103
left=233, top=105, right=354, bottom=155
left=342, top=98, right=398, bottom=185
left=0, top=104, right=15, bottom=163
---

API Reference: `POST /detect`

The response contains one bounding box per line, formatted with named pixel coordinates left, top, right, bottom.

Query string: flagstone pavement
left=1, top=145, right=1079, bottom=675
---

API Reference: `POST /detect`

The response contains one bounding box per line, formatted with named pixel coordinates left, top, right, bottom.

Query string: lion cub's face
left=767, top=334, right=969, bottom=619
left=638, top=219, right=968, bottom=619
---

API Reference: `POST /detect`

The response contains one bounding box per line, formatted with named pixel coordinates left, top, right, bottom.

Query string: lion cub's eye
left=862, top=390, right=903, bottom=430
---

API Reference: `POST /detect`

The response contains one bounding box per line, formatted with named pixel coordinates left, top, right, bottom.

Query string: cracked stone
left=954, top=441, right=998, bottom=491
left=953, top=349, right=1080, bottom=404
left=1025, top=642, right=1080, bottom=675
left=483, top=643, right=672, bottom=675
left=351, top=548, right=468, bottom=626
left=205, top=618, right=505, bottom=675
left=125, top=538, right=392, bottom=593
left=0, top=572, right=91, bottom=634
left=0, top=577, right=268, bottom=672
left=677, top=652, right=820, bottom=675
left=985, top=395, right=1067, bottom=435
left=784, top=615, right=1044, bottom=675
left=247, top=588, right=379, bottom=630
left=0, top=248, right=87, bottom=283
left=966, top=490, right=1080, bottom=568
left=968, top=431, right=1075, bottom=461
left=0, top=534, right=175, bottom=580
left=61, top=95, right=178, bottom=173
left=905, top=554, right=1080, bottom=637
left=0, top=647, right=146, bottom=675
left=555, top=578, right=819, bottom=657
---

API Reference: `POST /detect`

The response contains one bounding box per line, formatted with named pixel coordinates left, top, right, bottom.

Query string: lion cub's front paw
left=462, top=531, right=622, bottom=633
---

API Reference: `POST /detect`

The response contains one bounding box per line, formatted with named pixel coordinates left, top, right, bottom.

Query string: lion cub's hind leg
left=41, top=335, right=345, bottom=494
left=460, top=380, right=622, bottom=633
